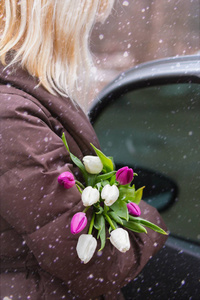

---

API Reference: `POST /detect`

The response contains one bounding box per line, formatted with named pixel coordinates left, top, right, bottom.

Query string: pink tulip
left=127, top=202, right=141, bottom=217
left=70, top=212, right=87, bottom=234
left=116, top=166, right=134, bottom=185
left=58, top=172, right=75, bottom=189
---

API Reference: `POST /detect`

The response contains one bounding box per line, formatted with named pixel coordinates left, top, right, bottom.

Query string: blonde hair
left=0, top=0, right=114, bottom=110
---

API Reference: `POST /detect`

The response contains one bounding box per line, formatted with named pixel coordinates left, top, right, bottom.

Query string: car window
left=93, top=83, right=200, bottom=243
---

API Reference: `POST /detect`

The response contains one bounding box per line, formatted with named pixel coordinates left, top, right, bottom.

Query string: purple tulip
left=70, top=212, right=87, bottom=234
left=127, top=202, right=141, bottom=217
left=116, top=166, right=134, bottom=185
left=58, top=172, right=75, bottom=189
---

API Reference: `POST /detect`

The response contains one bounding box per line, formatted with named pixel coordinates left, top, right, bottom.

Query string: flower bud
left=110, top=228, right=130, bottom=253
left=83, top=156, right=103, bottom=174
left=101, top=184, right=119, bottom=206
left=127, top=202, right=141, bottom=217
left=81, top=186, right=100, bottom=207
left=70, top=212, right=87, bottom=234
left=76, top=234, right=97, bottom=264
left=58, top=172, right=75, bottom=189
left=116, top=166, right=134, bottom=185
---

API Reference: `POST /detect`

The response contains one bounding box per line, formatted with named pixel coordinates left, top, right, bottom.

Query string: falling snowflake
left=123, top=1, right=129, bottom=6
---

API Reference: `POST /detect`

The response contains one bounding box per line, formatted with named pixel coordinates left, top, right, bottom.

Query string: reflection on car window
left=93, top=83, right=200, bottom=243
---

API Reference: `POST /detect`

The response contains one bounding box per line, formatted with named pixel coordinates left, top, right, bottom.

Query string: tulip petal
left=81, top=186, right=100, bottom=206
left=83, top=156, right=103, bottom=174
left=58, top=172, right=75, bottom=189
left=101, top=184, right=119, bottom=206
left=116, top=166, right=134, bottom=185
left=76, top=234, right=97, bottom=264
left=127, top=202, right=141, bottom=217
left=110, top=228, right=130, bottom=253
left=110, top=199, right=129, bottom=221
left=70, top=212, right=87, bottom=234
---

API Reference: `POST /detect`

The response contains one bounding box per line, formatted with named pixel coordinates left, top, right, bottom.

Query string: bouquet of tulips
left=58, top=133, right=167, bottom=264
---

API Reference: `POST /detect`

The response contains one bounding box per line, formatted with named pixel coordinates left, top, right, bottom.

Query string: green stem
left=76, top=184, right=83, bottom=194
left=104, top=213, right=116, bottom=231
left=83, top=207, right=90, bottom=213
left=75, top=180, right=85, bottom=190
left=88, top=212, right=95, bottom=235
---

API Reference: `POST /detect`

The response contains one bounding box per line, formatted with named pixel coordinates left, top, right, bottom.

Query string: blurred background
left=90, top=0, right=199, bottom=101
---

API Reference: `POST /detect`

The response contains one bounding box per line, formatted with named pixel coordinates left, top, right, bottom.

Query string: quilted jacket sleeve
left=0, top=91, right=168, bottom=299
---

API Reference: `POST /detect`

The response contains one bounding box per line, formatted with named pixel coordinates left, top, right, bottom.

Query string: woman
left=0, top=1, right=167, bottom=299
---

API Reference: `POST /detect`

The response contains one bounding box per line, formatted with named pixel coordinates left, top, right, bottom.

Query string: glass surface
left=93, top=83, right=200, bottom=243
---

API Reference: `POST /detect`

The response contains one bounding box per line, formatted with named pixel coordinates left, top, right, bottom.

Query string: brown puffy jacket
left=0, top=63, right=167, bottom=300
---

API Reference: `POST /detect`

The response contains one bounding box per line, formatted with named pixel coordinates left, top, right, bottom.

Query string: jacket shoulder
left=0, top=84, right=51, bottom=122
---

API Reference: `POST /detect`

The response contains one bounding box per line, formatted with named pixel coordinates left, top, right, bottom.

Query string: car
left=89, top=55, right=200, bottom=300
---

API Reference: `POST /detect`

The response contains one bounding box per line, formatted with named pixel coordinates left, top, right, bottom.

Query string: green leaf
left=118, top=185, right=136, bottom=202
left=107, top=211, right=123, bottom=225
left=129, top=216, right=168, bottom=235
left=110, top=199, right=129, bottom=221
left=87, top=174, right=97, bottom=187
left=61, top=132, right=70, bottom=152
left=101, top=180, right=110, bottom=187
left=110, top=174, right=117, bottom=185
left=62, top=133, right=88, bottom=180
left=94, top=204, right=104, bottom=214
left=96, top=171, right=116, bottom=183
left=99, top=227, right=106, bottom=251
left=133, top=186, right=145, bottom=204
left=94, top=214, right=104, bottom=232
left=94, top=214, right=106, bottom=250
left=90, top=143, right=114, bottom=173
left=122, top=220, right=147, bottom=233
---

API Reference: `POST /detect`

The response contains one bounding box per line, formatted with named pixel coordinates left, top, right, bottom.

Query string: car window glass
left=93, top=83, right=200, bottom=243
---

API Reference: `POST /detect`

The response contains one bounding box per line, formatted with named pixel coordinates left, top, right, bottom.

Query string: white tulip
left=81, top=186, right=100, bottom=206
left=83, top=155, right=103, bottom=174
left=76, top=234, right=97, bottom=264
left=110, top=228, right=130, bottom=253
left=101, top=184, right=119, bottom=206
